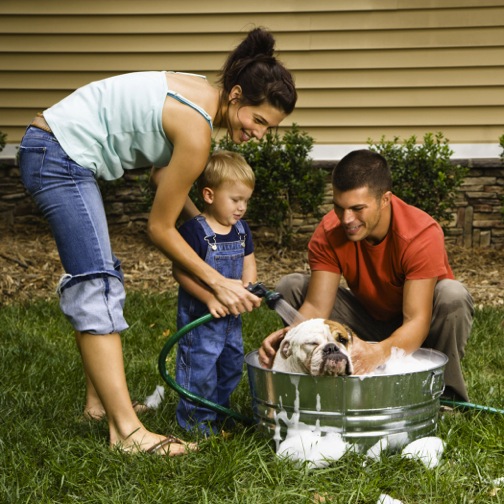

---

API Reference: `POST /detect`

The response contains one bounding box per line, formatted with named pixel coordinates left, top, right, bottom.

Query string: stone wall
left=447, top=159, right=503, bottom=249
left=1, top=157, right=502, bottom=248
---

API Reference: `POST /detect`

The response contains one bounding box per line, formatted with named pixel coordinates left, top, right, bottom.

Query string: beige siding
left=1, top=1, right=503, bottom=150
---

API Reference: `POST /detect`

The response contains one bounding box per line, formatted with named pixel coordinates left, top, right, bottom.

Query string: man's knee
left=430, top=279, right=474, bottom=357
left=275, top=273, right=309, bottom=310
left=434, top=279, right=474, bottom=317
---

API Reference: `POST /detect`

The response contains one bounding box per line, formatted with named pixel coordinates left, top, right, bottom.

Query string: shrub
left=208, top=124, right=326, bottom=245
left=367, top=132, right=468, bottom=226
left=0, top=130, right=6, bottom=152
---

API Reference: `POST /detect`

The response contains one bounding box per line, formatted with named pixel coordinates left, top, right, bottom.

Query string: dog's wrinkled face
left=272, top=318, right=354, bottom=376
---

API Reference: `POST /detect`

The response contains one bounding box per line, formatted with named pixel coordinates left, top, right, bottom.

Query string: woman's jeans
left=18, top=126, right=128, bottom=334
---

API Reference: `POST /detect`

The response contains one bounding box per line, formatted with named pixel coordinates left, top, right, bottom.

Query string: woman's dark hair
left=332, top=149, right=392, bottom=198
left=217, top=27, right=297, bottom=115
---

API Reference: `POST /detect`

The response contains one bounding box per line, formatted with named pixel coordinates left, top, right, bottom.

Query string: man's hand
left=258, top=327, right=290, bottom=368
left=350, top=335, right=388, bottom=375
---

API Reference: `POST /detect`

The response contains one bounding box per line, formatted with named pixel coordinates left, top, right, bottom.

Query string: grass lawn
left=1, top=292, right=503, bottom=504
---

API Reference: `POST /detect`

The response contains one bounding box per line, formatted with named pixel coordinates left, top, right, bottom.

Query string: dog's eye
left=336, top=335, right=347, bottom=344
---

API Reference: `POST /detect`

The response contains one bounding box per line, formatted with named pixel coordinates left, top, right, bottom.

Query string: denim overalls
left=175, top=215, right=247, bottom=435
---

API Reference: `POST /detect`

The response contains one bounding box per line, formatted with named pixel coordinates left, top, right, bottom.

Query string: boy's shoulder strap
left=234, top=219, right=246, bottom=234
left=194, top=215, right=217, bottom=250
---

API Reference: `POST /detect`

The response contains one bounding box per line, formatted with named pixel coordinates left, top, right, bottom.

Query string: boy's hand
left=207, top=298, right=230, bottom=318
left=213, top=278, right=262, bottom=316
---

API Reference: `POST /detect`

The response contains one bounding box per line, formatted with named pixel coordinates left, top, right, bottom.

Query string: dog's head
left=273, top=318, right=354, bottom=376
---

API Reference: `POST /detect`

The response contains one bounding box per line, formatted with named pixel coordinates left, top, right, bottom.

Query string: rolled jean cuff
left=58, top=273, right=128, bottom=335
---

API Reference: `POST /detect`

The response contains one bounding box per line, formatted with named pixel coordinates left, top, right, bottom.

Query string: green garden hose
left=157, top=312, right=255, bottom=425
left=440, top=398, right=504, bottom=414
left=157, top=282, right=285, bottom=426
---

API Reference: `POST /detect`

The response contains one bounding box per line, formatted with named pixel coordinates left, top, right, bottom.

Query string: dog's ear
left=279, top=339, right=292, bottom=359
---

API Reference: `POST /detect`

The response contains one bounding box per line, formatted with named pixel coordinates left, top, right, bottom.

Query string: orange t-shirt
left=308, top=195, right=454, bottom=321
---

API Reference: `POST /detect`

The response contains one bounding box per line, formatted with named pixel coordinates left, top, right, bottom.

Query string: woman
left=18, top=27, right=297, bottom=456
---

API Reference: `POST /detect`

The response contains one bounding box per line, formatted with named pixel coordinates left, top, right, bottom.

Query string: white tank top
left=44, top=71, right=213, bottom=180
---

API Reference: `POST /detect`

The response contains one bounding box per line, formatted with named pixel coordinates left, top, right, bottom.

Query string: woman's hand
left=258, top=327, right=290, bottom=369
left=212, top=277, right=262, bottom=316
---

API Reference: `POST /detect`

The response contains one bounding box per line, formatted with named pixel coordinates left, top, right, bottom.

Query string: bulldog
left=272, top=318, right=354, bottom=376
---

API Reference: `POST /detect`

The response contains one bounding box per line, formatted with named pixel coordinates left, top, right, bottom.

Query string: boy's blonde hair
left=197, top=150, right=255, bottom=193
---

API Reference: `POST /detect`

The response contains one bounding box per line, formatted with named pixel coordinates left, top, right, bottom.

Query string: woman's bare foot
left=82, top=406, right=107, bottom=421
left=83, top=401, right=149, bottom=421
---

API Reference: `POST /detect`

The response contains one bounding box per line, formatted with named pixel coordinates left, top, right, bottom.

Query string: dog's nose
left=323, top=343, right=340, bottom=356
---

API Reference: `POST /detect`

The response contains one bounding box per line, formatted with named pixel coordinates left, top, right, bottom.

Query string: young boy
left=173, top=150, right=257, bottom=435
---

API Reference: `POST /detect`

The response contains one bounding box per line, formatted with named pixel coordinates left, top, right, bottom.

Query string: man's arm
left=351, top=277, right=437, bottom=374
left=298, top=270, right=341, bottom=319
left=258, top=270, right=341, bottom=367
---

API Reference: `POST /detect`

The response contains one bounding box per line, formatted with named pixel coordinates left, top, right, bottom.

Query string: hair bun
left=245, top=27, right=275, bottom=58
left=218, top=27, right=297, bottom=114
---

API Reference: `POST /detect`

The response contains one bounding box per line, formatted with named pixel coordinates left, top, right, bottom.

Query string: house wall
left=1, top=1, right=503, bottom=151
left=1, top=2, right=502, bottom=247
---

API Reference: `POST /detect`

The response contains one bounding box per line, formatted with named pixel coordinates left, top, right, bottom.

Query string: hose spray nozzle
left=246, top=282, right=283, bottom=310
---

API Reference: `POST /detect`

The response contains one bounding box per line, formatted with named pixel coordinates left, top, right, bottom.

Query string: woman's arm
left=181, top=196, right=200, bottom=222
left=173, top=263, right=229, bottom=318
left=148, top=105, right=259, bottom=314
left=150, top=167, right=200, bottom=223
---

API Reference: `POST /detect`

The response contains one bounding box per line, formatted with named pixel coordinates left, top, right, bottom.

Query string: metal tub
left=245, top=348, right=448, bottom=451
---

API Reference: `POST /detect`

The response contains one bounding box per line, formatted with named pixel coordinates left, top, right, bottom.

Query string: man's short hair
left=332, top=149, right=392, bottom=198
left=197, top=150, right=255, bottom=193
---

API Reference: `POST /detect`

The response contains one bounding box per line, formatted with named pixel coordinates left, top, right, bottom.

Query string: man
left=259, top=149, right=473, bottom=402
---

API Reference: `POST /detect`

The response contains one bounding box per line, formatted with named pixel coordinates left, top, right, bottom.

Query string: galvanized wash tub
left=245, top=348, right=448, bottom=451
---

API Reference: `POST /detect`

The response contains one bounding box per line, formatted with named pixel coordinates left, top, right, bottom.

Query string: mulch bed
left=1, top=224, right=503, bottom=309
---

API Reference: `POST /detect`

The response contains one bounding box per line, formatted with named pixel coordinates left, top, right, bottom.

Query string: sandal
left=146, top=435, right=199, bottom=457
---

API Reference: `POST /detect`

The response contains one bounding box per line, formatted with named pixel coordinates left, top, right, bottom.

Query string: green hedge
left=368, top=132, right=469, bottom=226
left=206, top=124, right=326, bottom=245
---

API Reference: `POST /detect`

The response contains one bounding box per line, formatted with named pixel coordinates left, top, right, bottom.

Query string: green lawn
left=1, top=292, right=503, bottom=504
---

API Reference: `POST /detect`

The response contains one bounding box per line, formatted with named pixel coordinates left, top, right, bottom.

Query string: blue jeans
left=18, top=126, right=128, bottom=335
left=176, top=217, right=246, bottom=435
